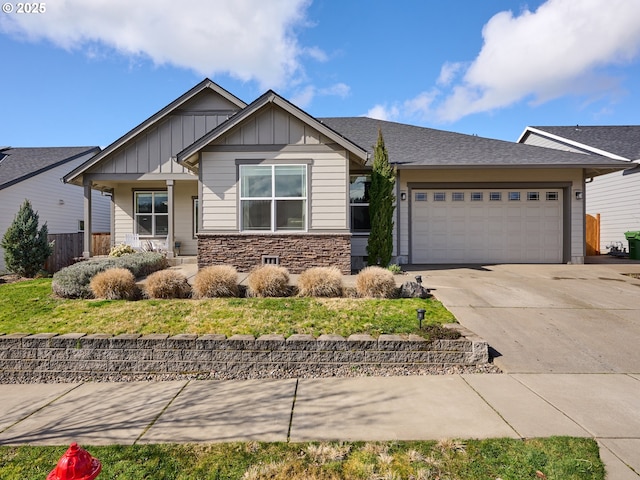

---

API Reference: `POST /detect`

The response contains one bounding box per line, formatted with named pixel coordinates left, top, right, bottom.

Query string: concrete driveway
left=412, top=262, right=640, bottom=374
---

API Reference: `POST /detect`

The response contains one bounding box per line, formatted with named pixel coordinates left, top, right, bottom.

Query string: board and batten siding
left=0, top=151, right=110, bottom=272
left=200, top=150, right=349, bottom=232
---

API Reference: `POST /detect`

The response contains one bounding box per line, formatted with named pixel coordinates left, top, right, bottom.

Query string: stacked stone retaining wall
left=0, top=329, right=488, bottom=380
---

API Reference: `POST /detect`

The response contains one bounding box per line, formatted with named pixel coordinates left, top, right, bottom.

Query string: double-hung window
left=240, top=165, right=307, bottom=231
left=349, top=174, right=371, bottom=232
left=135, top=191, right=168, bottom=237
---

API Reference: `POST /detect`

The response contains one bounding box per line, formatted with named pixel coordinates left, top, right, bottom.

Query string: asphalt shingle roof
left=0, top=147, right=99, bottom=190
left=529, top=125, right=640, bottom=160
left=320, top=117, right=629, bottom=169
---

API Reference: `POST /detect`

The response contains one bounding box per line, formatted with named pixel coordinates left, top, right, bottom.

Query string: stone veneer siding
left=198, top=233, right=351, bottom=274
left=0, top=331, right=489, bottom=380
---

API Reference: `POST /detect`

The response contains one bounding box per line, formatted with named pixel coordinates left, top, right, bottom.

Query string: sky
left=1, top=0, right=640, bottom=148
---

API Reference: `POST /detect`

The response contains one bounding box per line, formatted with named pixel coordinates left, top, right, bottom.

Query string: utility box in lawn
left=624, top=231, right=640, bottom=260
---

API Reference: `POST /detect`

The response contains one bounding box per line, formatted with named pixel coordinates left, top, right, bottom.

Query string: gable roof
left=518, top=125, right=640, bottom=161
left=64, top=78, right=247, bottom=185
left=0, top=146, right=100, bottom=191
left=177, top=90, right=369, bottom=168
left=320, top=117, right=631, bottom=176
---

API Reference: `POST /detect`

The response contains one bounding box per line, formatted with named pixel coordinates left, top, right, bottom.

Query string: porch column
left=82, top=180, right=92, bottom=258
left=166, top=179, right=174, bottom=258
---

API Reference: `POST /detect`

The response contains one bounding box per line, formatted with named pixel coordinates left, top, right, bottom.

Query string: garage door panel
left=411, top=189, right=562, bottom=263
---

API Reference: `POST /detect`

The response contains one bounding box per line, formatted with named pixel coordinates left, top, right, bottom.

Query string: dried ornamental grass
left=143, top=269, right=191, bottom=299
left=89, top=268, right=137, bottom=300
left=193, top=265, right=239, bottom=298
left=246, top=264, right=290, bottom=297
left=297, top=266, right=343, bottom=297
left=355, top=266, right=397, bottom=298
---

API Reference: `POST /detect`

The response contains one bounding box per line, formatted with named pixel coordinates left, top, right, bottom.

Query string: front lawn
left=0, top=437, right=605, bottom=480
left=0, top=279, right=455, bottom=337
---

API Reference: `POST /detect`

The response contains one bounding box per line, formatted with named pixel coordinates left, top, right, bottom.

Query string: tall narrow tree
left=1, top=199, right=54, bottom=277
left=367, top=128, right=395, bottom=267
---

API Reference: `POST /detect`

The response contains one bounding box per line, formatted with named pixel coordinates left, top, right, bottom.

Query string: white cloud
left=365, top=104, right=399, bottom=122
left=373, top=0, right=640, bottom=123
left=0, top=0, right=312, bottom=89
left=290, top=82, right=351, bottom=108
left=320, top=83, right=350, bottom=98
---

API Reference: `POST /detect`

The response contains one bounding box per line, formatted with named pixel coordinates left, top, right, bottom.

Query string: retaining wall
left=0, top=329, right=488, bottom=380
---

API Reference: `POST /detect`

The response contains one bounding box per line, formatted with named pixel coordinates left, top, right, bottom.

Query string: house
left=518, top=126, right=640, bottom=254
left=0, top=147, right=111, bottom=273
left=64, top=79, right=629, bottom=272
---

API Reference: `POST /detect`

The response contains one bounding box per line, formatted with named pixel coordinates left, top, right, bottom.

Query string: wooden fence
left=44, top=232, right=111, bottom=273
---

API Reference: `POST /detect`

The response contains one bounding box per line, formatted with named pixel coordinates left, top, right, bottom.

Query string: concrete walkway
left=1, top=374, right=639, bottom=477
left=3, top=260, right=640, bottom=477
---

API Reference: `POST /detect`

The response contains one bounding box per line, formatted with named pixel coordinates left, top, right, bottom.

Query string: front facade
left=519, top=126, right=640, bottom=254
left=65, top=80, right=628, bottom=272
left=0, top=147, right=111, bottom=273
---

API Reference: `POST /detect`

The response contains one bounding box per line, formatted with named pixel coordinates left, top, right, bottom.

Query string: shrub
left=193, top=265, right=239, bottom=298
left=52, top=252, right=167, bottom=298
left=387, top=263, right=402, bottom=274
left=89, top=268, right=138, bottom=300
left=355, top=266, right=397, bottom=298
left=1, top=199, right=54, bottom=277
left=143, top=269, right=191, bottom=299
left=297, top=266, right=343, bottom=297
left=109, top=243, right=136, bottom=257
left=246, top=264, right=290, bottom=297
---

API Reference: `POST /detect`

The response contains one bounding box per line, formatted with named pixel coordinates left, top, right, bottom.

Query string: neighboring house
left=0, top=147, right=111, bottom=273
left=518, top=126, right=640, bottom=254
left=64, top=79, right=629, bottom=272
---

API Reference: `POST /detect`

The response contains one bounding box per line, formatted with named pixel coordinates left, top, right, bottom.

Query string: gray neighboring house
left=64, top=79, right=629, bottom=271
left=518, top=126, right=640, bottom=254
left=0, top=147, right=111, bottom=273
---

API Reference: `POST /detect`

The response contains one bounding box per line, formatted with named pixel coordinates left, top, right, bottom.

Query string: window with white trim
left=527, top=191, right=540, bottom=201
left=135, top=191, right=168, bottom=237
left=240, top=165, right=307, bottom=231
left=452, top=192, right=465, bottom=201
left=546, top=192, right=559, bottom=201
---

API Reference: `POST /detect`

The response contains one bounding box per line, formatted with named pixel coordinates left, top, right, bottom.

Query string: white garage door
left=412, top=189, right=563, bottom=263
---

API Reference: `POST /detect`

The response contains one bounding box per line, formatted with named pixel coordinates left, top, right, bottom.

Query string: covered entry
left=411, top=188, right=564, bottom=263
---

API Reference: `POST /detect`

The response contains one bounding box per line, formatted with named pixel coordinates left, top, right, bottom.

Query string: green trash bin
left=624, top=231, right=640, bottom=260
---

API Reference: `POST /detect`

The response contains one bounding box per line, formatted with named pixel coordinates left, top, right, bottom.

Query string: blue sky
left=2, top=0, right=640, bottom=148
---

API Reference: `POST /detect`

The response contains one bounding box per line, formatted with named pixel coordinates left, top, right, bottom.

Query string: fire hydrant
left=47, top=442, right=102, bottom=480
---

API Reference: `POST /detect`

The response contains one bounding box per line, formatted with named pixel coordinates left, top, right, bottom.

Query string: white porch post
left=82, top=181, right=92, bottom=258
left=166, top=179, right=174, bottom=258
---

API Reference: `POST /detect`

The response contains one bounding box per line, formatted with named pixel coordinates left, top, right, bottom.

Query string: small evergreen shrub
left=109, top=244, right=136, bottom=257
left=52, top=252, right=167, bottom=298
left=143, top=269, right=191, bottom=299
left=1, top=199, right=54, bottom=277
left=90, top=268, right=138, bottom=300
left=193, top=265, right=239, bottom=298
left=387, top=263, right=402, bottom=274
left=246, top=264, right=290, bottom=297
left=297, top=266, right=343, bottom=297
left=355, top=266, right=397, bottom=298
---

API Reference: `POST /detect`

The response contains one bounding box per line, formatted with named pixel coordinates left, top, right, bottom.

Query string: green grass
left=0, top=438, right=604, bottom=479
left=0, top=279, right=455, bottom=337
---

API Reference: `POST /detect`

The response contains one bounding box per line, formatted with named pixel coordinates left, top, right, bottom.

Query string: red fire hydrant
left=47, top=442, right=102, bottom=480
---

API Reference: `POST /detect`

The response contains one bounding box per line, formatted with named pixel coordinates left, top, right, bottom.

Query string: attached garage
left=410, top=188, right=563, bottom=264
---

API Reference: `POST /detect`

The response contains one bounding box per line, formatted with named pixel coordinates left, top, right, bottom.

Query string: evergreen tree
left=367, top=128, right=395, bottom=266
left=1, top=199, right=54, bottom=277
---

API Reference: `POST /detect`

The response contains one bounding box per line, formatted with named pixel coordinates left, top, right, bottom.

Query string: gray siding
left=523, top=132, right=585, bottom=154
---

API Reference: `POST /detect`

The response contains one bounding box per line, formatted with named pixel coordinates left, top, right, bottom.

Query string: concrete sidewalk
left=1, top=374, right=639, bottom=477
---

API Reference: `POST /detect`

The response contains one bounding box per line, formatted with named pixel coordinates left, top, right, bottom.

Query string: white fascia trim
left=521, top=127, right=630, bottom=161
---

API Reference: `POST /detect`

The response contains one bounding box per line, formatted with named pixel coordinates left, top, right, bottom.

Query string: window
left=527, top=191, right=540, bottom=201
left=415, top=192, right=427, bottom=201
left=452, top=192, right=465, bottom=201
left=509, top=192, right=521, bottom=201
left=471, top=192, right=483, bottom=201
left=193, top=197, right=199, bottom=237
left=240, top=165, right=306, bottom=231
left=546, top=192, right=559, bottom=201
left=433, top=192, right=446, bottom=201
left=489, top=192, right=502, bottom=201
left=350, top=174, right=371, bottom=232
left=135, top=191, right=168, bottom=237
left=78, top=220, right=85, bottom=232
